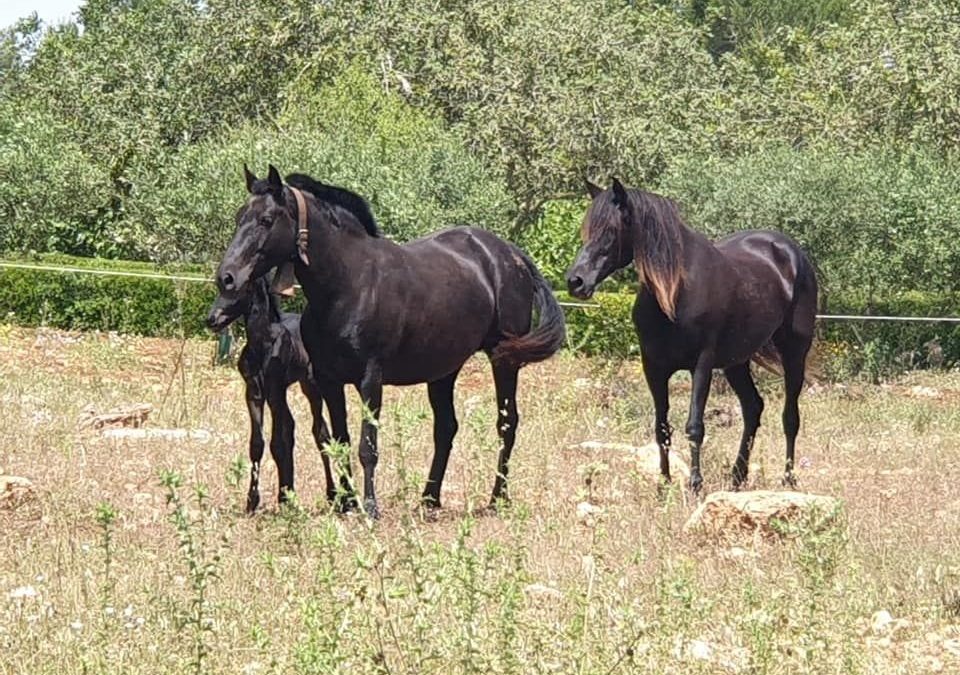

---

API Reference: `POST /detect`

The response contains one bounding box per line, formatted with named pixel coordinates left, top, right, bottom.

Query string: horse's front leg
left=686, top=352, right=715, bottom=494
left=357, top=361, right=383, bottom=519
left=642, top=362, right=673, bottom=486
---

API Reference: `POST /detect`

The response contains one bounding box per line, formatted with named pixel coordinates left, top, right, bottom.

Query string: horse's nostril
left=568, top=275, right=584, bottom=290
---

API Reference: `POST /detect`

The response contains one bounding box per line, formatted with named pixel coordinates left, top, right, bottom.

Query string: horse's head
left=208, top=164, right=299, bottom=331
left=565, top=177, right=634, bottom=299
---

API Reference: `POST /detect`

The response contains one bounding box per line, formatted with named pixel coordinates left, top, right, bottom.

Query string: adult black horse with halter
left=207, top=275, right=355, bottom=513
left=212, top=165, right=565, bottom=517
left=566, top=178, right=817, bottom=493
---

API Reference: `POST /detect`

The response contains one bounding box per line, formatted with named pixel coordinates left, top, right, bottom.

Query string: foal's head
left=206, top=275, right=277, bottom=333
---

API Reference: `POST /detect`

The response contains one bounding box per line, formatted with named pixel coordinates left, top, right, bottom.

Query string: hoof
left=421, top=493, right=442, bottom=511
left=782, top=472, right=798, bottom=489
left=487, top=493, right=511, bottom=514
left=688, top=473, right=704, bottom=495
left=363, top=498, right=381, bottom=520
left=332, top=493, right=359, bottom=514
left=246, top=492, right=260, bottom=515
left=730, top=464, right=747, bottom=491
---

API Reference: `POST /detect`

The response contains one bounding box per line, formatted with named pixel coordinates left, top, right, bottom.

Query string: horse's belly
left=382, top=337, right=482, bottom=386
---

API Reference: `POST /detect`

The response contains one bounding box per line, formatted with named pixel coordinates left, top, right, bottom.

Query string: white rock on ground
left=683, top=490, right=841, bottom=538
left=568, top=440, right=690, bottom=480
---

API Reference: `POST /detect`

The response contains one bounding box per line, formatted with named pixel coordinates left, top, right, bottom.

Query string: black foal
left=207, top=276, right=352, bottom=513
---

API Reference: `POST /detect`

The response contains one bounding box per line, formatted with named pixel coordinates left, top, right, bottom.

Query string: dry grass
left=2, top=324, right=960, bottom=674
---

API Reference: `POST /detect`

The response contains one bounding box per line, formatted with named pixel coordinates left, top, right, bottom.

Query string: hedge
left=0, top=254, right=215, bottom=337
left=1, top=255, right=958, bottom=375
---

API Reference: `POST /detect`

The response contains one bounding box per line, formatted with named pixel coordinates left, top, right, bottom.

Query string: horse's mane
left=284, top=173, right=381, bottom=238
left=586, top=188, right=686, bottom=321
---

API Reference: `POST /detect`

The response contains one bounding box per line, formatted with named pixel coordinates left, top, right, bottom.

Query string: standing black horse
left=211, top=165, right=565, bottom=517
left=566, top=178, right=817, bottom=493
left=207, top=275, right=354, bottom=513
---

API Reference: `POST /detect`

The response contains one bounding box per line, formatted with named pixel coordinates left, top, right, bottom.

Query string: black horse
left=211, top=165, right=566, bottom=517
left=566, top=178, right=817, bottom=493
left=207, top=275, right=353, bottom=513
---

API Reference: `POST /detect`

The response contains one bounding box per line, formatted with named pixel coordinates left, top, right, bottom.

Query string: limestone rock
left=78, top=403, right=153, bottom=430
left=683, top=490, right=841, bottom=537
left=568, top=441, right=690, bottom=480
left=0, top=475, right=34, bottom=509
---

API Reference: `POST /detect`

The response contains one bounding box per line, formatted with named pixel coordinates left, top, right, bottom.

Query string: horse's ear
left=267, top=164, right=284, bottom=200
left=610, top=177, right=629, bottom=209
left=584, top=178, right=603, bottom=199
left=243, top=164, right=257, bottom=193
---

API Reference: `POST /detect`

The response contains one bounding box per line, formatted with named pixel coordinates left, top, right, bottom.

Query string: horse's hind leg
left=244, top=382, right=266, bottom=514
left=724, top=363, right=764, bottom=489
left=422, top=369, right=460, bottom=509
left=777, top=336, right=811, bottom=488
left=489, top=362, right=519, bottom=509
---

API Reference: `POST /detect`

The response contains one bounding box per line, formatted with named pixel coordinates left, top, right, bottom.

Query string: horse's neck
left=297, top=227, right=380, bottom=304
left=244, top=300, right=274, bottom=351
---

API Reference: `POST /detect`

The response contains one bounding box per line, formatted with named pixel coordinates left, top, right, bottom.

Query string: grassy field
left=2, top=325, right=960, bottom=674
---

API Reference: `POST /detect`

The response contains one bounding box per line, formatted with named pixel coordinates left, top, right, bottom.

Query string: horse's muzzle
left=206, top=309, right=230, bottom=332
left=566, top=273, right=596, bottom=300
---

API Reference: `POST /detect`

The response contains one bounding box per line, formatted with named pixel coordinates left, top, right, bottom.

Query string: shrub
left=3, top=255, right=958, bottom=375
left=659, top=144, right=960, bottom=299
left=0, top=254, right=215, bottom=336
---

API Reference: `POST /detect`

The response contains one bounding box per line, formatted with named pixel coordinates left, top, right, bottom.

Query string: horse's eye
left=258, top=215, right=272, bottom=228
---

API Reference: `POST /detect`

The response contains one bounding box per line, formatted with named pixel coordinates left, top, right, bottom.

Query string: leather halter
left=289, top=186, right=310, bottom=265
left=269, top=186, right=310, bottom=298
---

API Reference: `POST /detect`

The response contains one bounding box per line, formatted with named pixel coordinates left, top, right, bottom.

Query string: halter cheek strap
left=289, top=186, right=310, bottom=266
left=270, top=186, right=310, bottom=298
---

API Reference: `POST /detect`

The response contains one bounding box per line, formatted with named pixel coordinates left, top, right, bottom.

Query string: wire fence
left=2, top=259, right=959, bottom=323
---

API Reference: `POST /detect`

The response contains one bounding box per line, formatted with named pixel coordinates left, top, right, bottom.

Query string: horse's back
left=715, top=229, right=817, bottom=339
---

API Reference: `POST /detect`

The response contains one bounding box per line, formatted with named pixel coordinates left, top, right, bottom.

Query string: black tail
left=491, top=251, right=566, bottom=367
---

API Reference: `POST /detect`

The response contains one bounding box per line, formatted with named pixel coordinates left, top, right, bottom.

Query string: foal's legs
left=244, top=381, right=266, bottom=514
left=357, top=361, right=384, bottom=518
left=266, top=386, right=296, bottom=504
left=422, top=369, right=460, bottom=509
left=724, top=363, right=764, bottom=488
left=642, top=362, right=673, bottom=484
left=489, top=362, right=519, bottom=508
left=686, top=352, right=715, bottom=494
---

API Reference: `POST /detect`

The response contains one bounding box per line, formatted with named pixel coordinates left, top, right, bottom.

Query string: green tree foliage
left=0, top=0, right=959, bottom=306
left=125, top=67, right=512, bottom=261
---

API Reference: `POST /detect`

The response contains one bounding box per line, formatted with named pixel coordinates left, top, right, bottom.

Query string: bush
left=822, top=291, right=960, bottom=379
left=0, top=105, right=119, bottom=257
left=659, top=144, right=960, bottom=298
left=558, top=289, right=638, bottom=358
